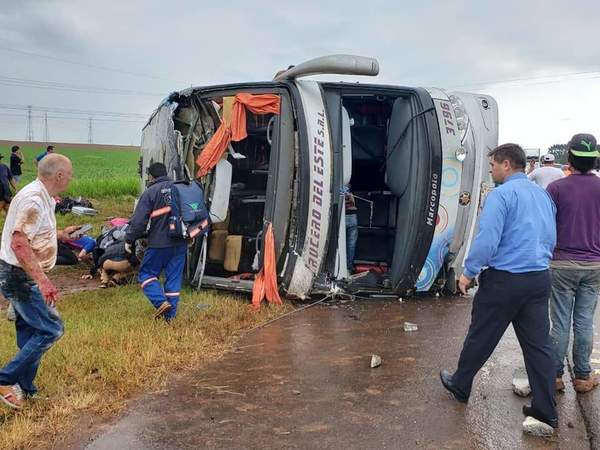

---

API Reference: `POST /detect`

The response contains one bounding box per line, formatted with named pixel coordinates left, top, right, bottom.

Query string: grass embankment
left=0, top=287, right=289, bottom=449
left=0, top=148, right=291, bottom=449
left=0, top=145, right=140, bottom=198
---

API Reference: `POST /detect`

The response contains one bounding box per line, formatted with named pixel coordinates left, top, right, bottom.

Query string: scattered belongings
left=370, top=354, right=382, bottom=368
left=71, top=206, right=98, bottom=216
left=512, top=367, right=531, bottom=397
left=55, top=196, right=94, bottom=214
left=107, top=217, right=129, bottom=227
left=522, top=416, right=554, bottom=437
left=404, top=322, right=418, bottom=332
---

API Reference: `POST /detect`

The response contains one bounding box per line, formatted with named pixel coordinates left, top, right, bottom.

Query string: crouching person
left=125, top=163, right=186, bottom=321
left=98, top=241, right=144, bottom=288
left=0, top=154, right=75, bottom=408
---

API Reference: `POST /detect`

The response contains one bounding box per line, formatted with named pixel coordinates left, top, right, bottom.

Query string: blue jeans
left=550, top=268, right=600, bottom=379
left=345, top=213, right=358, bottom=269
left=0, top=260, right=64, bottom=394
left=138, top=245, right=186, bottom=320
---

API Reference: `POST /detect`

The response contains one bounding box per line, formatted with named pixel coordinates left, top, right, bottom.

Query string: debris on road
left=292, top=390, right=301, bottom=396
left=370, top=354, right=382, bottom=368
left=522, top=416, right=554, bottom=437
left=512, top=367, right=531, bottom=397
left=404, top=322, right=418, bottom=332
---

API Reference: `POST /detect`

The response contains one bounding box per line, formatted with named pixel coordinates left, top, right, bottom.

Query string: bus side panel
left=416, top=92, right=463, bottom=291
left=286, top=81, right=334, bottom=298
left=450, top=93, right=498, bottom=275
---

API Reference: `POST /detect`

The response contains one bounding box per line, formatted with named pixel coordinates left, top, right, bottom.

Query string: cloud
left=0, top=0, right=88, bottom=54
left=0, top=0, right=598, bottom=145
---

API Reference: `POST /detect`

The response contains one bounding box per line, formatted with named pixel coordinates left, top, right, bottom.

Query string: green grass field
left=0, top=287, right=289, bottom=449
left=0, top=145, right=140, bottom=198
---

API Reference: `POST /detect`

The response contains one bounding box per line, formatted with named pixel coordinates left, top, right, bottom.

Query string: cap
left=568, top=133, right=599, bottom=157
left=542, top=154, right=555, bottom=163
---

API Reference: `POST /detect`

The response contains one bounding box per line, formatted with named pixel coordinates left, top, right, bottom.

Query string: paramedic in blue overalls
left=125, top=163, right=186, bottom=321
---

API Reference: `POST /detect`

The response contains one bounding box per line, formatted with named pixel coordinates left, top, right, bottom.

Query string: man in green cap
left=546, top=133, right=600, bottom=393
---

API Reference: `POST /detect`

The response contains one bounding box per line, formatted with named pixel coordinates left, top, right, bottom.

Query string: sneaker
left=555, top=377, right=565, bottom=392
left=12, top=385, right=45, bottom=401
left=153, top=301, right=172, bottom=319
left=25, top=392, right=48, bottom=401
left=0, top=385, right=23, bottom=409
left=12, top=384, right=23, bottom=402
left=522, top=404, right=558, bottom=428
left=574, top=375, right=600, bottom=393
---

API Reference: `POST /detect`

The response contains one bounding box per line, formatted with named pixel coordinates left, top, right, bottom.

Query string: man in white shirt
left=528, top=154, right=565, bottom=189
left=0, top=154, right=80, bottom=409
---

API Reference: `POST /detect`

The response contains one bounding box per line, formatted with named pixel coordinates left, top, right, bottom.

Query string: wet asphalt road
left=75, top=296, right=597, bottom=450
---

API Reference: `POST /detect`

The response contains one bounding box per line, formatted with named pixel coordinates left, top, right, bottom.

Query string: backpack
left=167, top=180, right=210, bottom=240
left=97, top=224, right=129, bottom=249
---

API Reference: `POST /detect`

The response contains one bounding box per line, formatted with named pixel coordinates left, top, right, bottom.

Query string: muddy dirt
left=49, top=266, right=100, bottom=294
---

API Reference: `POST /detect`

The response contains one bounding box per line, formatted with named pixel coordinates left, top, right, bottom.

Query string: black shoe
left=522, top=405, right=558, bottom=428
left=440, top=370, right=469, bottom=403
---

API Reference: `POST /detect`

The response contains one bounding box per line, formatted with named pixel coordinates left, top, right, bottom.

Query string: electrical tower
left=43, top=111, right=49, bottom=142
left=26, top=105, right=34, bottom=141
left=88, top=117, right=93, bottom=144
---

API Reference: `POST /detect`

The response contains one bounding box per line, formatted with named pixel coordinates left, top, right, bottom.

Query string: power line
left=447, top=69, right=600, bottom=90
left=0, top=103, right=148, bottom=119
left=0, top=75, right=164, bottom=97
left=0, top=44, right=186, bottom=85
left=26, top=105, right=33, bottom=141
left=88, top=117, right=93, bottom=144
left=43, top=111, right=49, bottom=142
left=0, top=113, right=146, bottom=123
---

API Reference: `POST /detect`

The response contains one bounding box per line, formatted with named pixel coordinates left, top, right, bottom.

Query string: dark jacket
left=0, top=163, right=13, bottom=202
left=99, top=242, right=140, bottom=266
left=10, top=153, right=22, bottom=176
left=125, top=176, right=185, bottom=249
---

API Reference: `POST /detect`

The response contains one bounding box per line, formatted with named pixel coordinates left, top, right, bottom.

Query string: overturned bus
left=139, top=55, right=497, bottom=299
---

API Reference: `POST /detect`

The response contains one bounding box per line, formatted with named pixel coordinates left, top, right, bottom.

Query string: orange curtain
left=251, top=223, right=283, bottom=310
left=196, top=93, right=280, bottom=177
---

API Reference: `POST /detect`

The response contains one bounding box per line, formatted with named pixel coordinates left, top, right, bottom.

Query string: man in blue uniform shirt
left=440, top=143, right=558, bottom=429
left=125, top=163, right=186, bottom=321
left=34, top=145, right=54, bottom=166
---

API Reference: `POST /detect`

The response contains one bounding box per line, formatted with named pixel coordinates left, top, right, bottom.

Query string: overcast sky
left=0, top=0, right=599, bottom=150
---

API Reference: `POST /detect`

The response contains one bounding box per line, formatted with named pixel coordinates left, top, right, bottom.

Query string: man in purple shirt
left=546, top=133, right=600, bottom=394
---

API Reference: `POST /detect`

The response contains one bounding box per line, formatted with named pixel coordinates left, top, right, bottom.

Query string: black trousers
left=453, top=268, right=556, bottom=420
left=56, top=242, right=78, bottom=266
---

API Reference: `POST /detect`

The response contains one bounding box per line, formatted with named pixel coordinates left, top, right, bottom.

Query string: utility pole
left=26, top=105, right=34, bottom=141
left=88, top=117, right=93, bottom=144
left=43, top=111, right=49, bottom=142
